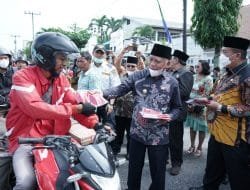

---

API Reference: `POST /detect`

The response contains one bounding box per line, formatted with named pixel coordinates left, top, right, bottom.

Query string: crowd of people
left=0, top=31, right=250, bottom=190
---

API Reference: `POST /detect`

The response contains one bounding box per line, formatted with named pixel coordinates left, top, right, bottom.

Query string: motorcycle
left=0, top=103, right=15, bottom=190
left=18, top=127, right=123, bottom=190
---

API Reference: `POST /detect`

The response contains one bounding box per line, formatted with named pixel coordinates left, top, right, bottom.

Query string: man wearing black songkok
left=103, top=44, right=182, bottom=190
left=168, top=50, right=194, bottom=175
left=190, top=36, right=250, bottom=190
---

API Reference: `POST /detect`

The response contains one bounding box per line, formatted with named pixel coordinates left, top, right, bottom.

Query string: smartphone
left=121, top=58, right=127, bottom=66
left=132, top=44, right=138, bottom=51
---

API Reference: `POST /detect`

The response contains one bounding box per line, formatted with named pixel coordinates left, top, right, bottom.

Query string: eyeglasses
left=126, top=65, right=136, bottom=68
left=195, top=65, right=200, bottom=68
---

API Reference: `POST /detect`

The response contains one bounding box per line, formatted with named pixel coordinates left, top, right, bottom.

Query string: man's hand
left=80, top=103, right=97, bottom=116
left=160, top=114, right=172, bottom=124
left=103, top=125, right=117, bottom=136
left=194, top=97, right=210, bottom=105
left=164, top=114, right=172, bottom=122
left=206, top=100, right=221, bottom=111
left=106, top=104, right=114, bottom=114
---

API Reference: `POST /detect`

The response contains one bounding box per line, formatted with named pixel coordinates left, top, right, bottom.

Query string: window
left=127, top=19, right=130, bottom=25
left=157, top=32, right=166, bottom=41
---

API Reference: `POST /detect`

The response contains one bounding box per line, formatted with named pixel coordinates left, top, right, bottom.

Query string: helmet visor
left=52, top=51, right=80, bottom=77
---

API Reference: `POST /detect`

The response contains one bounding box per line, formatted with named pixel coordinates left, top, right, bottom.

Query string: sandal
left=194, top=149, right=202, bottom=157
left=186, top=146, right=195, bottom=154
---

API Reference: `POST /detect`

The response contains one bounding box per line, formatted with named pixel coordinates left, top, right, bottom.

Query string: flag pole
left=156, top=0, right=172, bottom=46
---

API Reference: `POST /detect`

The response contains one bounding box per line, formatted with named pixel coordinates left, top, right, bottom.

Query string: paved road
left=117, top=127, right=230, bottom=190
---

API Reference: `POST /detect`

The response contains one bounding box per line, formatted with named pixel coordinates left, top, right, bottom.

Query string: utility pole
left=24, top=11, right=41, bottom=40
left=11, top=34, right=20, bottom=58
left=183, top=0, right=187, bottom=53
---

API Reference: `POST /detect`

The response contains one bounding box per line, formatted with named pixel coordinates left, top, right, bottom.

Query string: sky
left=1, top=0, right=250, bottom=51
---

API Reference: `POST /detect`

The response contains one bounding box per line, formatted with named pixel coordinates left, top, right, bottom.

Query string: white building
left=110, top=16, right=185, bottom=53
left=109, top=16, right=208, bottom=66
left=108, top=6, right=250, bottom=67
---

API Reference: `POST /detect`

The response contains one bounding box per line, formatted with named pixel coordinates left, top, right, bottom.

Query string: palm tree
left=105, top=17, right=123, bottom=34
left=132, top=25, right=154, bottom=39
left=89, top=15, right=108, bottom=43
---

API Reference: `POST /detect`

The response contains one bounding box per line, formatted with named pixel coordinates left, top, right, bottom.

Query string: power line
left=10, top=34, right=20, bottom=56
left=24, top=11, right=41, bottom=40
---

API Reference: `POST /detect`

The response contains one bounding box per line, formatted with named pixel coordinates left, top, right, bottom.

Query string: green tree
left=89, top=15, right=122, bottom=43
left=23, top=24, right=90, bottom=59
left=191, top=0, right=243, bottom=67
left=89, top=15, right=108, bottom=43
left=132, top=25, right=154, bottom=39
left=38, top=24, right=91, bottom=49
left=105, top=17, right=122, bottom=34
left=23, top=41, right=32, bottom=60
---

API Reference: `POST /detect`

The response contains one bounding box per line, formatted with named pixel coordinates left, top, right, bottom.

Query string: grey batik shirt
left=103, top=69, right=182, bottom=145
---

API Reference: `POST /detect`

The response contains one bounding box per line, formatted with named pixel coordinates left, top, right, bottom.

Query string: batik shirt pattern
left=104, top=69, right=181, bottom=145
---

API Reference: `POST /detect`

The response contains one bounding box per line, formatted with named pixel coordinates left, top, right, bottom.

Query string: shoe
left=170, top=166, right=181, bottom=175
left=189, top=186, right=204, bottom=190
left=221, top=175, right=229, bottom=185
left=186, top=146, right=195, bottom=154
left=194, top=149, right=202, bottom=157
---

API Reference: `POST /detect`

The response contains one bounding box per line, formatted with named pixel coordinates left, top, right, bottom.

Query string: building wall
left=109, top=16, right=250, bottom=67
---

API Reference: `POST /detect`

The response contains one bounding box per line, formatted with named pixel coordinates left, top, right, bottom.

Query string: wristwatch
left=217, top=104, right=228, bottom=113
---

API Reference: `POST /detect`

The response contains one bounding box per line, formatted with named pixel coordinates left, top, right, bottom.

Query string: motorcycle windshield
left=79, top=142, right=115, bottom=176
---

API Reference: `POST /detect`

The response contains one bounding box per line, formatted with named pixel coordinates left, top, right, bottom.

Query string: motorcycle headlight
left=91, top=171, right=121, bottom=190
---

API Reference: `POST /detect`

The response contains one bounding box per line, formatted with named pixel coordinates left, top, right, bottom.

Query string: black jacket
left=171, top=67, right=194, bottom=121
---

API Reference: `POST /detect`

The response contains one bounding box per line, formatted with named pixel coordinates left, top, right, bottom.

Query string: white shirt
left=90, top=61, right=121, bottom=91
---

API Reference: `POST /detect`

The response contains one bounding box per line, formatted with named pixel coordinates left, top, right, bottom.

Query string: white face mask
left=127, top=71, right=134, bottom=76
left=149, top=68, right=163, bottom=77
left=93, top=57, right=104, bottom=66
left=0, top=59, right=9, bottom=69
left=219, top=54, right=230, bottom=68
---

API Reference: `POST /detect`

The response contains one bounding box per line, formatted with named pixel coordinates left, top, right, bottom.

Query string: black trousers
left=169, top=120, right=184, bottom=167
left=127, top=138, right=168, bottom=190
left=111, top=116, right=131, bottom=155
left=0, top=155, right=15, bottom=190
left=203, top=136, right=250, bottom=190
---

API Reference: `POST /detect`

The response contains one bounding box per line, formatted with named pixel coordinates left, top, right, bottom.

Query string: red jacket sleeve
left=10, top=70, right=74, bottom=120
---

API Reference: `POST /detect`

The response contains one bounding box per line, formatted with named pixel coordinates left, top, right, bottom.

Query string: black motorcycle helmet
left=31, top=32, right=79, bottom=77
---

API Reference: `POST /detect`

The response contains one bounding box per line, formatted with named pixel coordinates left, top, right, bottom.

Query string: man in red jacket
left=6, top=32, right=98, bottom=190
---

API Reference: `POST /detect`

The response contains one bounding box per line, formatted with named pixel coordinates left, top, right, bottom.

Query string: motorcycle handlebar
left=0, top=104, right=9, bottom=111
left=18, top=137, right=44, bottom=144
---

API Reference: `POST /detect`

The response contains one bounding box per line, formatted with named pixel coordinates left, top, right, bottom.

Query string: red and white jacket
left=6, top=66, right=98, bottom=153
